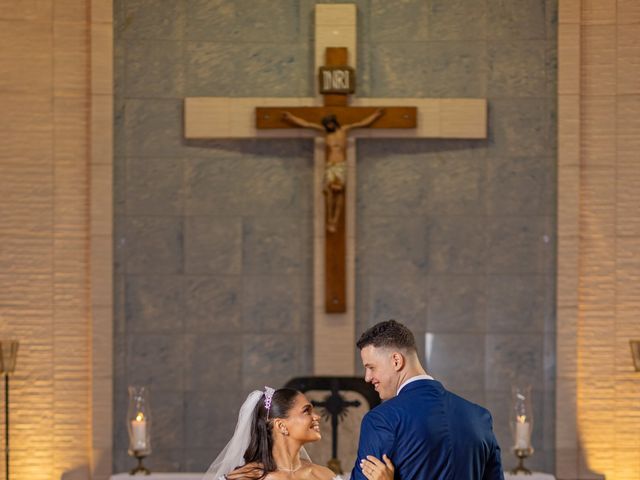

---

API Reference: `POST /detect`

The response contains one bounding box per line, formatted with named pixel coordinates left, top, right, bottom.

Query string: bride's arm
left=225, top=463, right=265, bottom=480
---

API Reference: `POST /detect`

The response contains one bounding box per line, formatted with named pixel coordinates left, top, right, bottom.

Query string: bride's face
left=280, top=394, right=322, bottom=444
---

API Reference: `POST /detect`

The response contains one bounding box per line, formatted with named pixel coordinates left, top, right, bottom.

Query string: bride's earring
left=276, top=420, right=288, bottom=436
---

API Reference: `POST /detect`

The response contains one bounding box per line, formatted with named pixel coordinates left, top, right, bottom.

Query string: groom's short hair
left=356, top=319, right=417, bottom=352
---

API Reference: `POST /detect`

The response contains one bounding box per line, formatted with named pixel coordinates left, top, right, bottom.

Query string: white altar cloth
left=505, top=472, right=555, bottom=480
left=111, top=474, right=203, bottom=480
left=111, top=471, right=555, bottom=480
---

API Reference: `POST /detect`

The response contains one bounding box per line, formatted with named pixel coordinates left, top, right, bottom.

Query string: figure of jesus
left=282, top=109, right=384, bottom=233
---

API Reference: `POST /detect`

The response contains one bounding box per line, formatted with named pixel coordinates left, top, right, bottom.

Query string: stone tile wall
left=114, top=0, right=557, bottom=473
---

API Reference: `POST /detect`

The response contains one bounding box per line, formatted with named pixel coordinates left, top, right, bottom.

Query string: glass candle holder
left=127, top=386, right=152, bottom=458
left=509, top=385, right=534, bottom=474
left=510, top=385, right=533, bottom=451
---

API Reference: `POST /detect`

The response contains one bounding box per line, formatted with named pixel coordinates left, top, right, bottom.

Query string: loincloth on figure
left=323, top=162, right=347, bottom=188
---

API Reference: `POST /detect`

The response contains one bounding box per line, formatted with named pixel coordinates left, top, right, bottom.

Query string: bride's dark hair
left=240, top=388, right=300, bottom=479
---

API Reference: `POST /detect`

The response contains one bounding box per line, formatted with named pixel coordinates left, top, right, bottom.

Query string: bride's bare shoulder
left=225, top=463, right=265, bottom=480
left=305, top=463, right=336, bottom=480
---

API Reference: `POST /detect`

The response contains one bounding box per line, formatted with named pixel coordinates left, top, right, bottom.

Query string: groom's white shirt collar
left=397, top=374, right=434, bottom=395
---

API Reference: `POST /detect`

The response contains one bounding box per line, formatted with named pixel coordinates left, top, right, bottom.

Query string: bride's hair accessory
left=264, top=386, right=275, bottom=419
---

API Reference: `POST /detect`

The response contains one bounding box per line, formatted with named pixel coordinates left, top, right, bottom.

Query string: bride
left=203, top=387, right=394, bottom=480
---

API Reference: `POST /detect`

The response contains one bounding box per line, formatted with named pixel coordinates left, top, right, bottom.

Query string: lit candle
left=515, top=415, right=530, bottom=449
left=131, top=412, right=147, bottom=451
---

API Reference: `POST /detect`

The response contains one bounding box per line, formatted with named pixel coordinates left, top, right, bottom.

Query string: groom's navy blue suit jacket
left=351, top=379, right=504, bottom=480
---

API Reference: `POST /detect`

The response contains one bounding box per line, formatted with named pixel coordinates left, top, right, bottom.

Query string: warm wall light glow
left=576, top=135, right=640, bottom=479
left=576, top=189, right=640, bottom=479
left=569, top=0, right=640, bottom=477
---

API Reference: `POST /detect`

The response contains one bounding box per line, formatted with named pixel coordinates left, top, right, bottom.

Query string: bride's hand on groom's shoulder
left=360, top=454, right=394, bottom=480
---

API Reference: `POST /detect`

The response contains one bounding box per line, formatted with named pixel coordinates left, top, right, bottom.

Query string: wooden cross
left=255, top=47, right=417, bottom=313
left=183, top=4, right=487, bottom=375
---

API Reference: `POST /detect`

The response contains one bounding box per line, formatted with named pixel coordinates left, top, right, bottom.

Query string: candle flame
left=135, top=412, right=145, bottom=421
left=517, top=415, right=527, bottom=423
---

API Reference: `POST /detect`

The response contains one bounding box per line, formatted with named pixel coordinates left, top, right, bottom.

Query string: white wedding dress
left=217, top=474, right=349, bottom=480
left=217, top=476, right=347, bottom=480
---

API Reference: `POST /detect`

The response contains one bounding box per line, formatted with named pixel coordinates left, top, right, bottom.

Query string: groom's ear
left=391, top=352, right=405, bottom=371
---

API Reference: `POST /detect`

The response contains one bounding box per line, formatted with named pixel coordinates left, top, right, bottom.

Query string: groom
left=352, top=320, right=504, bottom=480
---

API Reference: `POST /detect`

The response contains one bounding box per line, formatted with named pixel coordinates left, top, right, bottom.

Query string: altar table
left=112, top=470, right=555, bottom=480
left=505, top=472, right=556, bottom=480
left=111, top=474, right=203, bottom=480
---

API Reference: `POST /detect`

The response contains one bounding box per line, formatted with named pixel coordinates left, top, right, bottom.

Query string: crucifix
left=183, top=4, right=487, bottom=376
left=255, top=46, right=417, bottom=315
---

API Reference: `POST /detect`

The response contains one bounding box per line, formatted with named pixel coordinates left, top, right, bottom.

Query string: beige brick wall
left=557, top=1, right=640, bottom=479
left=89, top=0, right=114, bottom=477
left=0, top=0, right=112, bottom=479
